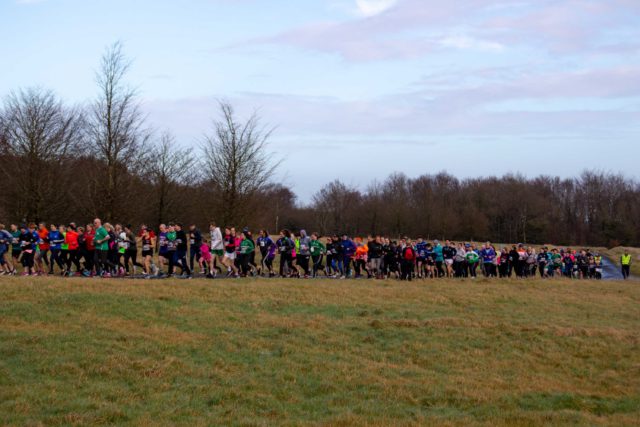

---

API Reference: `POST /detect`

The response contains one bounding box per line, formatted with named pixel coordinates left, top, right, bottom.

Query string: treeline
left=1, top=43, right=639, bottom=248
left=297, top=172, right=640, bottom=247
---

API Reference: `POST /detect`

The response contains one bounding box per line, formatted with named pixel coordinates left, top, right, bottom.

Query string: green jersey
left=94, top=226, right=109, bottom=251
left=240, top=238, right=255, bottom=255
left=11, top=230, right=20, bottom=251
left=310, top=240, right=325, bottom=256
left=466, top=251, right=479, bottom=264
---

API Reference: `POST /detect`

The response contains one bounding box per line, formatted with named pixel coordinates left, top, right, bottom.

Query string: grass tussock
left=0, top=276, right=639, bottom=426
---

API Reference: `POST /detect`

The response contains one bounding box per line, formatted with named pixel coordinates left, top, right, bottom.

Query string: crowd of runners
left=0, top=219, right=633, bottom=280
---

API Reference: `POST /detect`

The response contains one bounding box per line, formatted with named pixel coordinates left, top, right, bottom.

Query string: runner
left=309, top=233, right=325, bottom=278
left=93, top=219, right=113, bottom=278
left=0, top=224, right=15, bottom=275
left=36, top=223, right=50, bottom=274
left=256, top=229, right=275, bottom=277
left=157, top=224, right=170, bottom=275
left=188, top=224, right=203, bottom=274
left=207, top=222, right=223, bottom=278
left=238, top=231, right=255, bottom=277
left=297, top=230, right=311, bottom=278
left=367, top=236, right=383, bottom=279
left=222, top=227, right=239, bottom=277
left=19, top=224, right=37, bottom=276
left=276, top=230, right=294, bottom=277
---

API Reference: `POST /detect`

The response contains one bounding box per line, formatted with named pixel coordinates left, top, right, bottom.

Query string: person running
left=466, top=245, right=480, bottom=278
left=325, top=237, right=337, bottom=277
left=276, top=230, right=295, bottom=277
left=480, top=242, right=497, bottom=277
left=341, top=235, right=356, bottom=279
left=256, top=229, right=275, bottom=277
left=199, top=239, right=212, bottom=274
left=157, top=224, right=170, bottom=275
left=297, top=230, right=312, bottom=278
left=35, top=223, right=50, bottom=274
left=93, top=218, right=113, bottom=278
left=442, top=240, right=456, bottom=278
left=400, top=239, right=416, bottom=281
left=238, top=231, right=255, bottom=277
left=122, top=225, right=143, bottom=276
left=433, top=240, right=444, bottom=278
left=367, top=236, right=383, bottom=279
left=309, top=233, right=325, bottom=278
left=537, top=247, right=549, bottom=278
left=47, top=224, right=65, bottom=274
left=188, top=224, right=203, bottom=274
left=139, top=227, right=155, bottom=276
left=0, top=224, right=15, bottom=275
left=10, top=224, right=21, bottom=270
left=424, top=242, right=435, bottom=278
left=83, top=224, right=96, bottom=275
left=222, top=227, right=239, bottom=277
left=173, top=223, right=191, bottom=278
left=354, top=239, right=368, bottom=278
left=415, top=238, right=427, bottom=279
left=208, top=222, right=224, bottom=278
left=621, top=250, right=632, bottom=280
left=18, top=224, right=37, bottom=275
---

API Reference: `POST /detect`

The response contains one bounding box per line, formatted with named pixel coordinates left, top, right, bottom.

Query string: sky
left=1, top=0, right=639, bottom=201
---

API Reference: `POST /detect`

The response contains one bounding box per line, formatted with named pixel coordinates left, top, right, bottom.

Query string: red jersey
left=85, top=230, right=96, bottom=251
left=65, top=230, right=79, bottom=250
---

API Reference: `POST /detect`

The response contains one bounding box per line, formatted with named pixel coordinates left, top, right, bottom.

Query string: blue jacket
left=48, top=230, right=64, bottom=250
left=342, top=239, right=356, bottom=257
left=480, top=247, right=496, bottom=263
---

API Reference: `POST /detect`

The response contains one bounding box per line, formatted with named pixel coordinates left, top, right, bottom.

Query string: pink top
left=200, top=243, right=212, bottom=262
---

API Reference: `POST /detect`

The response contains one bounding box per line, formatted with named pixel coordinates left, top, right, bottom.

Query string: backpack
left=404, top=247, right=415, bottom=261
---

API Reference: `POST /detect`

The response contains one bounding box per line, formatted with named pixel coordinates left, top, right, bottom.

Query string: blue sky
left=1, top=0, right=639, bottom=200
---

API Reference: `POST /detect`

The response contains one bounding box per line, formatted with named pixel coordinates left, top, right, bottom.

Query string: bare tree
left=202, top=101, right=279, bottom=225
left=87, top=41, right=150, bottom=220
left=312, top=180, right=362, bottom=236
left=0, top=87, right=83, bottom=221
left=146, top=132, right=196, bottom=227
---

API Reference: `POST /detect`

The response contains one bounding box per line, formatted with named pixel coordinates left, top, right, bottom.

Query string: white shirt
left=210, top=227, right=223, bottom=250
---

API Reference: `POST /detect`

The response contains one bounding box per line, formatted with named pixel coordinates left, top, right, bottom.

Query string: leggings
left=279, top=253, right=292, bottom=276
left=312, top=255, right=323, bottom=277
left=21, top=251, right=34, bottom=269
left=49, top=249, right=65, bottom=273
left=66, top=249, right=81, bottom=272
left=124, top=249, right=143, bottom=273
left=95, top=249, right=115, bottom=275
left=298, top=255, right=310, bottom=276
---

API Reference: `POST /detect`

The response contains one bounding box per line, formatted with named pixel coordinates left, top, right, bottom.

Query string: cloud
left=355, top=0, right=398, bottom=17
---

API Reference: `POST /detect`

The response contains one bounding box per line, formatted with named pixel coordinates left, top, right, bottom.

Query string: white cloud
left=355, top=0, right=398, bottom=17
left=440, top=35, right=505, bottom=52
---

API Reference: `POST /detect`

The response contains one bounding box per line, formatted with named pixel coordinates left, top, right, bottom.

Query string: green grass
left=1, top=277, right=639, bottom=426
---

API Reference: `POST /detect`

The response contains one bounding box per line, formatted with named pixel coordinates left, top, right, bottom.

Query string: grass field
left=1, top=277, right=639, bottom=426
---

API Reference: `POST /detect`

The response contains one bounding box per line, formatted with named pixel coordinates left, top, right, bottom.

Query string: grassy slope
left=0, top=277, right=639, bottom=426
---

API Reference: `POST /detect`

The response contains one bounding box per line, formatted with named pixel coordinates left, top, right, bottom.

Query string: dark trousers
left=66, top=249, right=81, bottom=272
left=298, top=254, right=310, bottom=275
left=312, top=255, right=323, bottom=277
left=189, top=246, right=201, bottom=271
left=50, top=249, right=65, bottom=273
left=400, top=260, right=413, bottom=281
left=125, top=249, right=143, bottom=273
left=622, top=265, right=630, bottom=279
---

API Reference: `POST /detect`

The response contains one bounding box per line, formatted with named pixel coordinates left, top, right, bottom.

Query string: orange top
left=38, top=228, right=49, bottom=250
